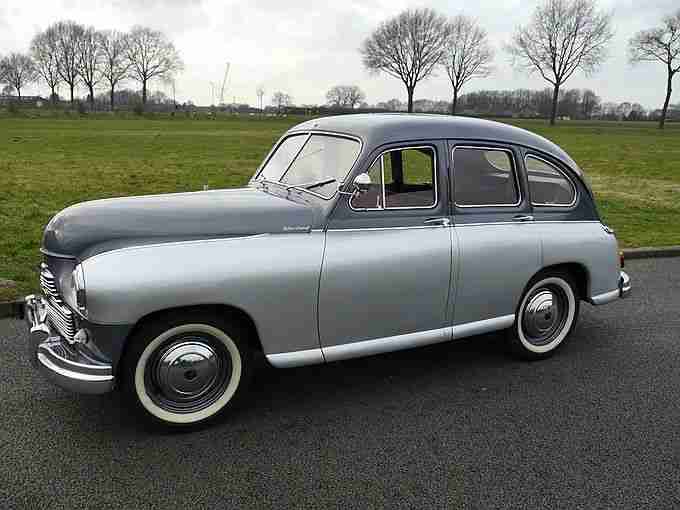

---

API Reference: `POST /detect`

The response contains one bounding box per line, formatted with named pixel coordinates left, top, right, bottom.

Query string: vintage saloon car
left=23, top=114, right=630, bottom=429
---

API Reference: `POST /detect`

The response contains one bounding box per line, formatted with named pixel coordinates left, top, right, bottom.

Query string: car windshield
left=256, top=134, right=361, bottom=198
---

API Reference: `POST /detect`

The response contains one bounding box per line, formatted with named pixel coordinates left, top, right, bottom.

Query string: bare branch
left=629, top=9, right=680, bottom=128
left=0, top=53, right=38, bottom=99
left=361, top=8, right=450, bottom=112
left=126, top=26, right=183, bottom=105
left=506, top=0, right=613, bottom=124
left=442, top=15, right=494, bottom=114
left=30, top=28, right=61, bottom=100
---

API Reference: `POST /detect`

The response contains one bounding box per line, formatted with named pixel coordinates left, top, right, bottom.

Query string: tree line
left=0, top=21, right=183, bottom=110
left=361, top=1, right=680, bottom=128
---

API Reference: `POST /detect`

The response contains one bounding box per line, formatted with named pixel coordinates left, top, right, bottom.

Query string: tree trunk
left=17, top=87, right=21, bottom=100
left=142, top=80, right=148, bottom=105
left=550, top=83, right=560, bottom=126
left=406, top=86, right=414, bottom=113
left=70, top=84, right=75, bottom=104
left=50, top=85, right=56, bottom=104
left=110, top=86, right=115, bottom=111
left=451, top=89, right=459, bottom=115
left=659, top=70, right=673, bottom=130
left=88, top=85, right=95, bottom=110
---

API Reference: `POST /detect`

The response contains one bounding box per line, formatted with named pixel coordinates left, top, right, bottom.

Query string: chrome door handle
left=424, top=217, right=451, bottom=227
left=512, top=214, right=534, bottom=222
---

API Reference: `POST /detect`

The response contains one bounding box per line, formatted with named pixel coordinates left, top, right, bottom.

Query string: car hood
left=42, top=187, right=318, bottom=259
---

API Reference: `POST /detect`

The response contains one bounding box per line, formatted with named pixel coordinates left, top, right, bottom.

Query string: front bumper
left=25, top=295, right=115, bottom=394
left=589, top=270, right=631, bottom=305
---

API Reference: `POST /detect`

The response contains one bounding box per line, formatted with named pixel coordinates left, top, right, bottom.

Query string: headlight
left=63, top=264, right=87, bottom=316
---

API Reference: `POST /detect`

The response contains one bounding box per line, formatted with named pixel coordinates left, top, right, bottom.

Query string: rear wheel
left=508, top=271, right=580, bottom=360
left=120, top=311, right=253, bottom=430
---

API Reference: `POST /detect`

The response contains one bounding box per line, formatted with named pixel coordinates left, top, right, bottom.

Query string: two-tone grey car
left=21, top=114, right=630, bottom=429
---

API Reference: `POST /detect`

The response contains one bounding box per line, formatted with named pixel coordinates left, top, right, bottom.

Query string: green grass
left=1, top=115, right=679, bottom=302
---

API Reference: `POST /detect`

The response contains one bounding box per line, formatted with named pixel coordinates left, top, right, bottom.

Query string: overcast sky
left=1, top=0, right=677, bottom=109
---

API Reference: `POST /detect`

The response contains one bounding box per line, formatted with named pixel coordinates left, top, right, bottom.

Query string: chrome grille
left=40, top=263, right=76, bottom=343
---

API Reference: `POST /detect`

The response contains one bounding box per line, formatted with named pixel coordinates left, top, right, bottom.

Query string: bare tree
left=507, top=0, right=613, bottom=125
left=53, top=20, right=86, bottom=104
left=629, top=10, right=680, bottom=129
left=443, top=15, right=493, bottom=115
left=30, top=28, right=61, bottom=103
left=0, top=53, right=38, bottom=99
left=256, top=85, right=265, bottom=112
left=361, top=8, right=450, bottom=113
left=271, top=91, right=292, bottom=113
left=326, top=85, right=366, bottom=108
left=126, top=26, right=183, bottom=105
left=77, top=27, right=104, bottom=108
left=99, top=30, right=130, bottom=111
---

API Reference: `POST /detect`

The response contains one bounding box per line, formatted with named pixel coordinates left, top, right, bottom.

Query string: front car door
left=448, top=142, right=541, bottom=337
left=319, top=141, right=456, bottom=361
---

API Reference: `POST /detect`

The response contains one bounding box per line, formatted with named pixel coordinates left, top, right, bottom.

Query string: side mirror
left=353, top=173, right=372, bottom=193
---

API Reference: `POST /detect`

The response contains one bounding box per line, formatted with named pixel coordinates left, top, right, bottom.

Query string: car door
left=319, top=141, right=456, bottom=361
left=449, top=142, right=541, bottom=336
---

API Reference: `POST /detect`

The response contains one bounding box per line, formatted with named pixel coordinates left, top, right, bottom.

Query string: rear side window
left=351, top=146, right=437, bottom=210
left=525, top=155, right=576, bottom=206
left=452, top=147, right=520, bottom=207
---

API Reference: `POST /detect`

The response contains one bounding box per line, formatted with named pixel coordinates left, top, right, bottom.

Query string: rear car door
left=319, top=141, right=455, bottom=361
left=449, top=142, right=541, bottom=335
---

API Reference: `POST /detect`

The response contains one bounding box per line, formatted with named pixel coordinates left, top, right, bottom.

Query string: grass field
left=1, top=115, right=679, bottom=302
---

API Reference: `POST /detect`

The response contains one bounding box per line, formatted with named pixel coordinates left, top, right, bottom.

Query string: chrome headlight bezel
left=63, top=264, right=87, bottom=317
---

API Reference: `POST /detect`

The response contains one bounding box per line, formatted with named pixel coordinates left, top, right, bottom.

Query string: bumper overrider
left=24, top=294, right=115, bottom=394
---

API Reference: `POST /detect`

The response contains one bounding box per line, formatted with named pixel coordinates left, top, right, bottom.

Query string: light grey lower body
left=268, top=270, right=631, bottom=368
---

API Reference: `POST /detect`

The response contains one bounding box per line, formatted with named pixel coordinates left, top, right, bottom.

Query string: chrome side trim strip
left=452, top=314, right=515, bottom=340
left=266, top=348, right=325, bottom=368
left=322, top=327, right=453, bottom=363
left=327, top=225, right=450, bottom=232
left=455, top=220, right=600, bottom=227
left=267, top=315, right=521, bottom=369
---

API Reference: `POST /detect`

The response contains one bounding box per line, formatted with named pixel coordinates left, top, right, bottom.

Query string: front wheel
left=120, top=311, right=253, bottom=430
left=508, top=271, right=580, bottom=360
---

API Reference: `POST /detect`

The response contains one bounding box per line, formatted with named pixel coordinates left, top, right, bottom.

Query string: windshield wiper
left=299, top=177, right=337, bottom=190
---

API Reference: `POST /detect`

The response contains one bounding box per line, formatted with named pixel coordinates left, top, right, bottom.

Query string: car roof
left=288, top=113, right=582, bottom=176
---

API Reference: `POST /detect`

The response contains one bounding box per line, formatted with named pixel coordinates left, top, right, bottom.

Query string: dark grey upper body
left=42, top=114, right=595, bottom=262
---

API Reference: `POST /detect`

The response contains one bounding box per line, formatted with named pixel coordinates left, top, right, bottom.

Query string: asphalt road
left=1, top=258, right=679, bottom=510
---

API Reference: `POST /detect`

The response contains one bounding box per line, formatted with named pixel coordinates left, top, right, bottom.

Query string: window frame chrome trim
left=252, top=130, right=364, bottom=201
left=349, top=144, right=439, bottom=212
left=524, top=153, right=579, bottom=208
left=451, top=145, right=523, bottom=208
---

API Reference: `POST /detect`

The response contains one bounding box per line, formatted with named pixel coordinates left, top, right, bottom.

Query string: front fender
left=81, top=232, right=325, bottom=355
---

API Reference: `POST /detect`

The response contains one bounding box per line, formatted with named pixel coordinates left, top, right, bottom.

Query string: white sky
left=0, top=0, right=677, bottom=109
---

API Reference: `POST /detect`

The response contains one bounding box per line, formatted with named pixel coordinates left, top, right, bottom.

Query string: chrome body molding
left=266, top=348, right=325, bottom=368
left=322, top=327, right=452, bottom=363
left=452, top=314, right=515, bottom=339
left=25, top=295, right=115, bottom=394
left=268, top=315, right=517, bottom=368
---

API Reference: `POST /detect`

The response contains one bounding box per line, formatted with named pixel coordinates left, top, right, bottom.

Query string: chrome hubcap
left=522, top=286, right=568, bottom=346
left=146, top=335, right=231, bottom=413
left=156, top=342, right=219, bottom=402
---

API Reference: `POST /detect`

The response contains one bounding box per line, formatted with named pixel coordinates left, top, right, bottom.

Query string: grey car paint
left=31, top=114, right=627, bottom=379
left=42, top=187, right=322, bottom=259
left=82, top=232, right=326, bottom=355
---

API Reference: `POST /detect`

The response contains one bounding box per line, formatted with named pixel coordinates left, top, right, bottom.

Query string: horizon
left=0, top=0, right=677, bottom=110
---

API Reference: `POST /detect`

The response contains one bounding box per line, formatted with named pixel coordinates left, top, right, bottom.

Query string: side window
left=526, top=155, right=576, bottom=206
left=452, top=147, right=519, bottom=207
left=351, top=146, right=436, bottom=210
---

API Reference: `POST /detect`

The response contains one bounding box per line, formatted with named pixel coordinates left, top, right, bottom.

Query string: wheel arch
left=118, top=303, right=263, bottom=375
left=530, top=262, right=590, bottom=301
